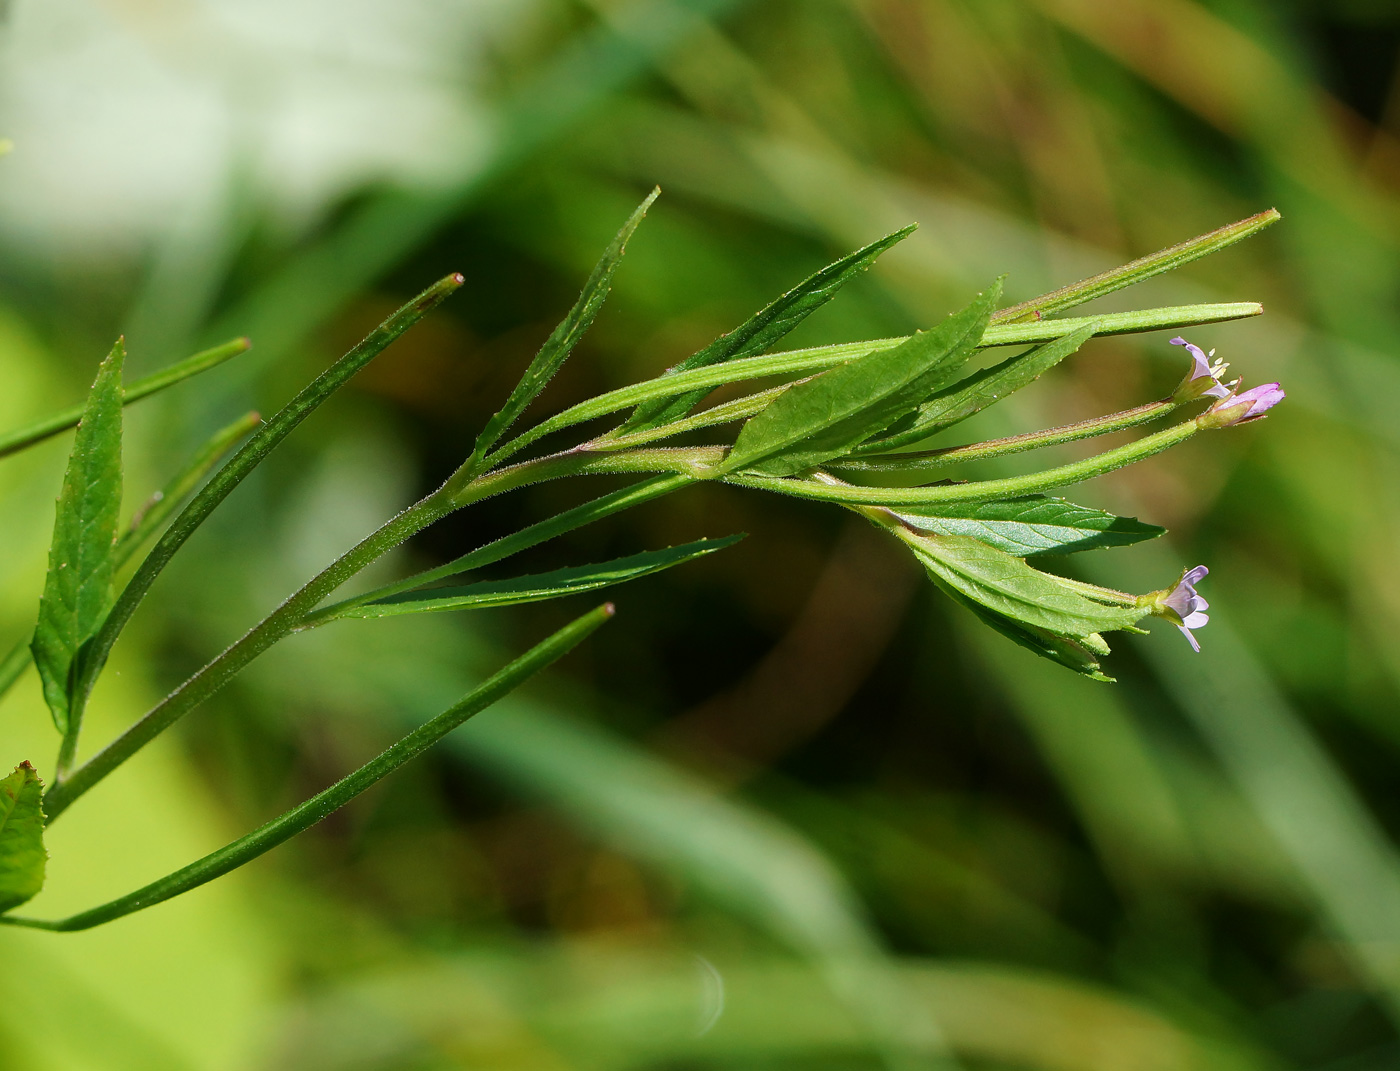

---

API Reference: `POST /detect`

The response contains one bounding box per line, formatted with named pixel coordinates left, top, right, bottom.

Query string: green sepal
left=339, top=536, right=742, bottom=619
left=858, top=323, right=1097, bottom=453
left=724, top=280, right=1000, bottom=477
left=894, top=495, right=1165, bottom=557
left=32, top=340, right=125, bottom=733
left=0, top=763, right=47, bottom=913
left=622, top=224, right=918, bottom=432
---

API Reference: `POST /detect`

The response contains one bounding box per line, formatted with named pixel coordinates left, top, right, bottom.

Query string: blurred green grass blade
left=32, top=340, right=124, bottom=738
left=68, top=274, right=464, bottom=723
left=465, top=189, right=659, bottom=473
left=858, top=324, right=1099, bottom=454
left=492, top=303, right=1258, bottom=459
left=0, top=763, right=46, bottom=914
left=989, top=210, right=1280, bottom=324
left=2, top=605, right=614, bottom=933
left=0, top=337, right=248, bottom=461
left=452, top=705, right=951, bottom=1069
left=895, top=497, right=1165, bottom=557
left=309, top=474, right=695, bottom=622
left=724, top=281, right=999, bottom=477
left=911, top=534, right=1144, bottom=641
left=621, top=223, right=918, bottom=433
left=0, top=640, right=29, bottom=705
left=115, top=411, right=261, bottom=566
left=1087, top=552, right=1400, bottom=1022
left=337, top=537, right=741, bottom=620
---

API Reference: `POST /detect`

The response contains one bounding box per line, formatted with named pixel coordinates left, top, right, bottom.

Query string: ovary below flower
left=1170, top=336, right=1233, bottom=402
left=1145, top=565, right=1211, bottom=652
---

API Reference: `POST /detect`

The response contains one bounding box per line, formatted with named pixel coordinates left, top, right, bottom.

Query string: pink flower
left=1170, top=337, right=1233, bottom=401
left=1160, top=565, right=1210, bottom=652
left=1204, top=381, right=1286, bottom=427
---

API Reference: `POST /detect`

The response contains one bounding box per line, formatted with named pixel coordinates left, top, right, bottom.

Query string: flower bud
left=1197, top=382, right=1286, bottom=429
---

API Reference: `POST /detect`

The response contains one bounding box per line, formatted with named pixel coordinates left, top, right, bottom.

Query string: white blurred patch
left=0, top=0, right=531, bottom=256
left=694, top=953, right=725, bottom=1037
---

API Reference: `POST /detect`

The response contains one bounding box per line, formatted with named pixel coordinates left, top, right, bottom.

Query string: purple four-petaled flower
left=1161, top=565, right=1210, bottom=652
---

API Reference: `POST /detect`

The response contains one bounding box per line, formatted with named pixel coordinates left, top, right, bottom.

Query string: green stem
left=990, top=209, right=1280, bottom=324
left=305, top=474, right=695, bottom=626
left=0, top=338, right=251, bottom=460
left=722, top=420, right=1202, bottom=508
left=586, top=382, right=798, bottom=451
left=830, top=399, right=1179, bottom=473
left=44, top=491, right=455, bottom=822
left=5, top=606, right=612, bottom=932
left=479, top=303, right=1260, bottom=470
left=65, top=274, right=464, bottom=743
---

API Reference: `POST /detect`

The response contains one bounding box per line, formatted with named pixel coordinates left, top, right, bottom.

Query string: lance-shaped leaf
left=337, top=537, right=742, bottom=619
left=858, top=323, right=1098, bottom=454
left=910, top=532, right=1146, bottom=640
left=0, top=763, right=46, bottom=913
left=32, top=341, right=125, bottom=734
left=468, top=190, right=659, bottom=471
left=723, top=281, right=999, bottom=477
left=894, top=495, right=1164, bottom=557
left=621, top=224, right=917, bottom=433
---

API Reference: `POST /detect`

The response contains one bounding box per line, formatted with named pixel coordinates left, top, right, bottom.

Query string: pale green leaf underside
left=32, top=340, right=125, bottom=733
left=726, top=281, right=1000, bottom=477
left=0, top=764, right=46, bottom=913
left=341, top=536, right=742, bottom=619
left=913, top=533, right=1146, bottom=638
left=896, top=495, right=1164, bottom=557
left=939, top=583, right=1113, bottom=682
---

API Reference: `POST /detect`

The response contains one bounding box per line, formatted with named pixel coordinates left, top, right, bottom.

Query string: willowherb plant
left=0, top=191, right=1283, bottom=930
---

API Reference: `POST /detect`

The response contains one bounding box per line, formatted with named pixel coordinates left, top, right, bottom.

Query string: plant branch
left=5, top=605, right=612, bottom=932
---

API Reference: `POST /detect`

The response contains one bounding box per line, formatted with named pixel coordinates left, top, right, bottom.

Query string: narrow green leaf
left=482, top=302, right=1261, bottom=465
left=115, top=411, right=262, bottom=566
left=0, top=763, right=46, bottom=913
left=32, top=341, right=125, bottom=734
left=5, top=606, right=613, bottom=931
left=724, top=281, right=1000, bottom=477
left=0, top=337, right=249, bottom=461
left=466, top=189, right=659, bottom=470
left=895, top=496, right=1165, bottom=557
left=340, top=537, right=742, bottom=619
left=990, top=209, right=1280, bottom=324
left=858, top=323, right=1098, bottom=454
left=621, top=224, right=918, bottom=433
left=910, top=533, right=1146, bottom=639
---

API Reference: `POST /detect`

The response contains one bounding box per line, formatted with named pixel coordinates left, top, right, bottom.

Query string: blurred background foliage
left=1, top=0, right=1399, bottom=1067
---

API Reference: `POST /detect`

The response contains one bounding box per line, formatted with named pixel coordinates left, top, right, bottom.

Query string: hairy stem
left=831, top=399, right=1179, bottom=474
left=723, top=419, right=1202, bottom=508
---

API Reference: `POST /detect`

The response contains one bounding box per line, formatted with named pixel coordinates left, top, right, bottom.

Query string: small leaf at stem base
left=0, top=764, right=46, bottom=913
